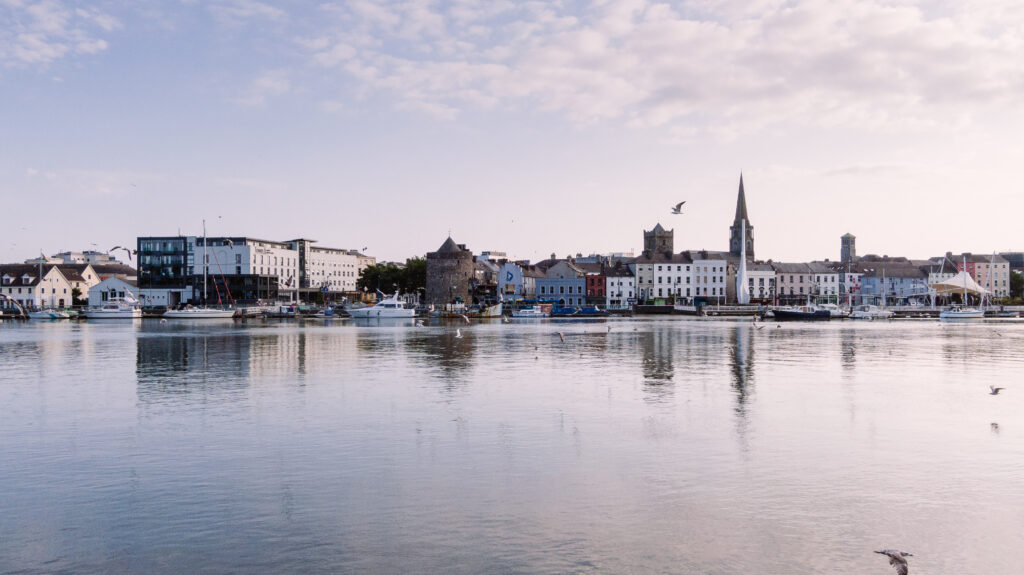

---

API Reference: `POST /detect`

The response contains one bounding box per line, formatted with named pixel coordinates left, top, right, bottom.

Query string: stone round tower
left=426, top=237, right=476, bottom=306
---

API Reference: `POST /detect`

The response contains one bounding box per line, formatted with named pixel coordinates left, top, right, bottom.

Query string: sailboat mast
left=203, top=219, right=208, bottom=302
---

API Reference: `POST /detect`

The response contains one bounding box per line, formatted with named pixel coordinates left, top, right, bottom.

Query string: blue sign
left=320, top=286, right=328, bottom=293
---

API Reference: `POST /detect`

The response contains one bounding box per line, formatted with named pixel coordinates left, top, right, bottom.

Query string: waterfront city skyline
left=4, top=1, right=1024, bottom=264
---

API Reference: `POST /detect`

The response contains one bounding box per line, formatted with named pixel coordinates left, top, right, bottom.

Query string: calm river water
left=1, top=317, right=1022, bottom=574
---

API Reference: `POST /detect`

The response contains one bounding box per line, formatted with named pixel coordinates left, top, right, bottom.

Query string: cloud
left=207, top=0, right=286, bottom=25
left=231, top=69, right=291, bottom=107
left=0, top=0, right=118, bottom=67
left=298, top=0, right=1024, bottom=133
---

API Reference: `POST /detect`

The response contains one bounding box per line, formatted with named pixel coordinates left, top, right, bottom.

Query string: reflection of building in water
left=135, top=328, right=362, bottom=401
left=639, top=328, right=676, bottom=402
left=840, top=328, right=858, bottom=370
left=402, top=330, right=477, bottom=394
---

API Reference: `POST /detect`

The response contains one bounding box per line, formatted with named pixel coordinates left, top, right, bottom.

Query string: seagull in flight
left=671, top=201, right=686, bottom=214
left=557, top=332, right=565, bottom=343
left=459, top=314, right=470, bottom=324
left=455, top=328, right=463, bottom=339
left=415, top=320, right=424, bottom=327
left=990, top=385, right=1005, bottom=395
left=502, top=316, right=511, bottom=323
left=874, top=549, right=912, bottom=575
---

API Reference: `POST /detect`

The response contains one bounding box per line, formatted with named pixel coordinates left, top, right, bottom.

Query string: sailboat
left=939, top=256, right=984, bottom=320
left=163, top=220, right=236, bottom=319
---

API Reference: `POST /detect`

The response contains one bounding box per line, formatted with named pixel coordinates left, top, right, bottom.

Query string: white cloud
left=0, top=0, right=117, bottom=67
left=231, top=69, right=291, bottom=107
left=298, top=0, right=1024, bottom=134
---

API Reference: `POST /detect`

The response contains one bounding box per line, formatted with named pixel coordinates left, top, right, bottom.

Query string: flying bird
left=557, top=332, right=565, bottom=343
left=415, top=320, right=424, bottom=327
left=459, top=314, right=470, bottom=324
left=502, top=316, right=511, bottom=323
left=755, top=324, right=765, bottom=330
left=455, top=328, right=463, bottom=339
left=874, top=549, right=912, bottom=575
left=990, top=385, right=1005, bottom=395
left=671, top=201, right=686, bottom=214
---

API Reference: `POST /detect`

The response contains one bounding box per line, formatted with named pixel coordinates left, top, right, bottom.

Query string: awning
left=928, top=271, right=988, bottom=295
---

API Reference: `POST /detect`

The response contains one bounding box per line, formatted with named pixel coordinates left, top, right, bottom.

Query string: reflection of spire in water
left=135, top=328, right=252, bottom=402
left=729, top=324, right=755, bottom=451
left=729, top=325, right=755, bottom=413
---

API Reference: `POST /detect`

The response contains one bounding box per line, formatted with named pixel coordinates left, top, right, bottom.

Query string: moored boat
left=510, top=304, right=550, bottom=318
left=849, top=305, right=894, bottom=320
left=772, top=305, right=831, bottom=321
left=86, top=298, right=142, bottom=319
left=347, top=293, right=416, bottom=318
left=163, top=305, right=236, bottom=319
left=939, top=304, right=984, bottom=320
left=28, top=308, right=70, bottom=320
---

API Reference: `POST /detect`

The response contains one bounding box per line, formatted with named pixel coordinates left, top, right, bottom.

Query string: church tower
left=729, top=174, right=754, bottom=259
left=643, top=223, right=673, bottom=256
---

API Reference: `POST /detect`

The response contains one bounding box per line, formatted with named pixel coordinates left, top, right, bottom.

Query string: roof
left=772, top=262, right=812, bottom=273
left=841, top=233, right=856, bottom=239
left=436, top=237, right=461, bottom=254
left=90, top=263, right=137, bottom=277
left=807, top=262, right=839, bottom=273
left=0, top=264, right=48, bottom=286
left=683, top=250, right=729, bottom=262
left=53, top=265, right=86, bottom=282
left=633, top=251, right=694, bottom=265
left=860, top=266, right=926, bottom=279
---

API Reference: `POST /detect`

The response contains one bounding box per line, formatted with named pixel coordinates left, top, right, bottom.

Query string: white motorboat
left=818, top=303, right=850, bottom=319
left=163, top=305, right=236, bottom=319
left=347, top=293, right=416, bottom=318
left=510, top=305, right=550, bottom=318
left=849, top=305, right=894, bottom=320
left=939, top=304, right=984, bottom=320
left=28, top=309, right=70, bottom=320
left=87, top=299, right=142, bottom=319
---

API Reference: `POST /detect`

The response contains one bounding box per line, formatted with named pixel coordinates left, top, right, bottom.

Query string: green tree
left=1011, top=270, right=1023, bottom=299
left=357, top=257, right=428, bottom=298
left=71, top=287, right=86, bottom=306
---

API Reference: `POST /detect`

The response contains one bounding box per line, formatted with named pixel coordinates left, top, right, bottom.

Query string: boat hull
left=347, top=308, right=416, bottom=318
left=86, top=309, right=142, bottom=319
left=163, top=308, right=236, bottom=319
left=773, top=309, right=831, bottom=321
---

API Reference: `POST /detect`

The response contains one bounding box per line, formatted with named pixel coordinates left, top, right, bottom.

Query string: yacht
left=510, top=305, right=550, bottom=318
left=87, top=299, right=142, bottom=319
left=28, top=309, right=70, bottom=320
left=163, top=305, right=236, bottom=319
left=772, top=305, right=831, bottom=321
left=849, top=305, right=894, bottom=320
left=818, top=303, right=850, bottom=319
left=347, top=293, right=416, bottom=318
left=939, top=304, right=984, bottom=320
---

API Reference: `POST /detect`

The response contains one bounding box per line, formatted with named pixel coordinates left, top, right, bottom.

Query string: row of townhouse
left=496, top=258, right=636, bottom=309
left=137, top=236, right=375, bottom=308
left=0, top=262, right=136, bottom=310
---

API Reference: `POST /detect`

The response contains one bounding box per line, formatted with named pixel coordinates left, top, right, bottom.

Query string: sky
left=3, top=0, right=1024, bottom=265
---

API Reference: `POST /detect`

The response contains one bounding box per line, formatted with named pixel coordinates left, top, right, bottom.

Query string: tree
left=71, top=287, right=86, bottom=307
left=357, top=257, right=426, bottom=297
left=1011, top=270, right=1023, bottom=299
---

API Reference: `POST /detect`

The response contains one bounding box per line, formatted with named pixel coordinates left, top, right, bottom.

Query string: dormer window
left=2, top=275, right=10, bottom=285
left=22, top=274, right=33, bottom=284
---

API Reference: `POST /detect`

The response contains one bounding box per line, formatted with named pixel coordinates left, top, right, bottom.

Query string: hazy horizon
left=4, top=1, right=1024, bottom=265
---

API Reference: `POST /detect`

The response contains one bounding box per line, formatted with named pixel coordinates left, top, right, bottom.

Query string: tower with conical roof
left=426, top=236, right=476, bottom=306
left=729, top=174, right=754, bottom=259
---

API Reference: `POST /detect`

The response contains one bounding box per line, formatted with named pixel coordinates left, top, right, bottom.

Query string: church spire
left=729, top=173, right=754, bottom=259
left=734, top=173, right=749, bottom=224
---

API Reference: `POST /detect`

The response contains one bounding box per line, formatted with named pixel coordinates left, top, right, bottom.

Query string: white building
left=808, top=263, right=841, bottom=300
left=690, top=252, right=729, bottom=303
left=605, top=265, right=635, bottom=309
left=0, top=264, right=74, bottom=310
left=633, top=253, right=693, bottom=302
left=744, top=264, right=776, bottom=302
left=88, top=277, right=139, bottom=307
